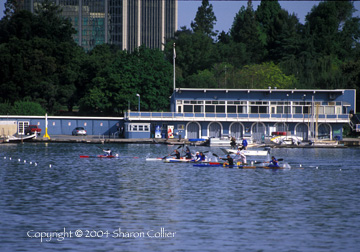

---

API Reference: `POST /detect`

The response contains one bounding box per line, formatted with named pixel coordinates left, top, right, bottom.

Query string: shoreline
left=3, top=135, right=359, bottom=148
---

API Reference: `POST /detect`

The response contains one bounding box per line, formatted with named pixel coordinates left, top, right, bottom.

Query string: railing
left=125, top=112, right=350, bottom=122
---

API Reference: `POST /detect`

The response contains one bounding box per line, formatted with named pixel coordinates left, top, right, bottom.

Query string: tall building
left=20, top=0, right=177, bottom=51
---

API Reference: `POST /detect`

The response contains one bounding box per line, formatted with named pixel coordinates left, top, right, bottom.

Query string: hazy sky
left=0, top=0, right=359, bottom=34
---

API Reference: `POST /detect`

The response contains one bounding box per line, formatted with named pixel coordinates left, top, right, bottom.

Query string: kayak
left=193, top=163, right=283, bottom=169
left=146, top=157, right=164, bottom=161
left=80, top=155, right=117, bottom=158
left=221, top=148, right=270, bottom=156
left=80, top=155, right=139, bottom=159
left=164, top=158, right=196, bottom=163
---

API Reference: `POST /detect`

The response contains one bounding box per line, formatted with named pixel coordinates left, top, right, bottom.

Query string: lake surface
left=1, top=143, right=360, bottom=252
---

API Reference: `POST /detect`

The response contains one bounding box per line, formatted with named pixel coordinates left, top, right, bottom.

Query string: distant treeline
left=0, top=0, right=359, bottom=116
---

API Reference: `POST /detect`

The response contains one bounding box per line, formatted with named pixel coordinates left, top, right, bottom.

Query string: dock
left=4, top=135, right=360, bottom=148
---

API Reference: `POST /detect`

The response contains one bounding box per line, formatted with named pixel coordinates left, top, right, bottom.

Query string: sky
left=178, top=1, right=360, bottom=33
left=0, top=0, right=359, bottom=33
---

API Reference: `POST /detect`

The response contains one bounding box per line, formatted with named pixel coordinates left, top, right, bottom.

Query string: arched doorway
left=274, top=122, right=288, bottom=132
left=251, top=122, right=266, bottom=142
left=208, top=122, right=222, bottom=138
left=186, top=122, right=200, bottom=139
left=318, top=123, right=331, bottom=140
left=295, top=123, right=308, bottom=141
left=229, top=122, right=244, bottom=139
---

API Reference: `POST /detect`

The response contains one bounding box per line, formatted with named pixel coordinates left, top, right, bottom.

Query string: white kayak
left=221, top=148, right=270, bottom=156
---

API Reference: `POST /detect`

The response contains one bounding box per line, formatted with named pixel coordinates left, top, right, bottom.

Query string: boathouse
left=125, top=88, right=356, bottom=142
left=0, top=88, right=356, bottom=142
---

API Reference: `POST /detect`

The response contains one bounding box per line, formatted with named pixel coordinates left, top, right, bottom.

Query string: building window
left=178, top=124, right=185, bottom=130
left=228, top=106, right=236, bottom=113
left=205, top=105, right=215, bottom=113
left=293, top=106, right=302, bottom=114
left=216, top=106, right=225, bottom=113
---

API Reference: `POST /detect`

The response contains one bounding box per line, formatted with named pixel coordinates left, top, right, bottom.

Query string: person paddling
left=184, top=149, right=192, bottom=159
left=271, top=156, right=279, bottom=166
left=170, top=149, right=181, bottom=159
left=103, top=148, right=112, bottom=156
left=236, top=147, right=247, bottom=164
left=194, top=151, right=201, bottom=162
left=222, top=154, right=234, bottom=167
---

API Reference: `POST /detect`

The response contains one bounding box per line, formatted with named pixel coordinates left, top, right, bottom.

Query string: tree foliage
left=0, top=0, right=359, bottom=115
left=191, top=0, right=217, bottom=37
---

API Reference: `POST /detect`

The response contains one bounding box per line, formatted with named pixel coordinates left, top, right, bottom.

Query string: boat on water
left=220, top=148, right=270, bottom=156
left=3, top=134, right=37, bottom=143
left=193, top=161, right=290, bottom=169
left=80, top=155, right=139, bottom=159
left=270, top=135, right=303, bottom=145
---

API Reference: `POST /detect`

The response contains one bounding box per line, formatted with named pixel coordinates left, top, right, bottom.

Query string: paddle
left=95, top=146, right=139, bottom=158
left=254, top=158, right=283, bottom=164
left=163, top=145, right=182, bottom=159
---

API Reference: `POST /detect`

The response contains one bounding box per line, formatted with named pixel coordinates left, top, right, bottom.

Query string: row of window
left=127, top=124, right=150, bottom=132
left=179, top=100, right=343, bottom=106
left=179, top=104, right=343, bottom=115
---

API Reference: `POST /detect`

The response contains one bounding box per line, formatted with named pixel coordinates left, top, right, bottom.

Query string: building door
left=209, top=122, right=221, bottom=138
left=295, top=123, right=308, bottom=141
left=275, top=122, right=288, bottom=132
left=230, top=123, right=243, bottom=139
left=18, top=121, right=29, bottom=135
left=252, top=122, right=266, bottom=142
left=318, top=123, right=331, bottom=140
left=187, top=122, right=199, bottom=139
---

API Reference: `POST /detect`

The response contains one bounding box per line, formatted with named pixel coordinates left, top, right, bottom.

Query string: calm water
left=1, top=143, right=360, bottom=252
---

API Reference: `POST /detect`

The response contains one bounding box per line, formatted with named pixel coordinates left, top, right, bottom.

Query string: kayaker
left=242, top=138, right=248, bottom=150
left=184, top=149, right=192, bottom=159
left=103, top=149, right=112, bottom=156
left=170, top=149, right=181, bottom=159
left=200, top=152, right=206, bottom=161
left=194, top=151, right=201, bottom=162
left=222, top=154, right=234, bottom=167
left=271, top=156, right=279, bottom=166
left=236, top=147, right=247, bottom=164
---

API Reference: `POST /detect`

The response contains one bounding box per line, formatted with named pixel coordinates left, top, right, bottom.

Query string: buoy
left=24, top=160, right=26, bottom=163
left=9, top=157, right=12, bottom=160
left=300, top=164, right=302, bottom=167
left=316, top=167, right=318, bottom=169
left=34, top=163, right=37, bottom=166
left=4, top=157, right=6, bottom=159
left=49, top=164, right=52, bottom=168
left=29, top=162, right=32, bottom=165
left=18, top=159, right=21, bottom=162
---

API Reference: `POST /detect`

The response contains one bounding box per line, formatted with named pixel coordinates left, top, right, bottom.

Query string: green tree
left=0, top=1, right=83, bottom=114
left=342, top=57, right=360, bottom=112
left=186, top=69, right=217, bottom=88
left=237, top=62, right=297, bottom=89
left=79, top=47, right=173, bottom=114
left=305, top=0, right=356, bottom=57
left=165, top=28, right=217, bottom=82
left=230, top=1, right=266, bottom=63
left=191, top=0, right=217, bottom=37
left=10, top=101, right=46, bottom=115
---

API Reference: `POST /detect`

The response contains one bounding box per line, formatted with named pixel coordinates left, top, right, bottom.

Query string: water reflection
left=1, top=143, right=360, bottom=251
